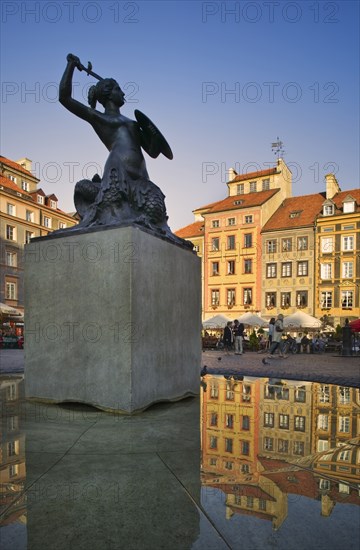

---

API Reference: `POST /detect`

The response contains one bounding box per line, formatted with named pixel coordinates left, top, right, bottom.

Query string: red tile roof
left=202, top=189, right=279, bottom=214
left=229, top=167, right=278, bottom=183
left=0, top=175, right=32, bottom=197
left=175, top=220, right=204, bottom=238
left=262, top=193, right=326, bottom=232
left=0, top=156, right=39, bottom=180
left=329, top=188, right=360, bottom=211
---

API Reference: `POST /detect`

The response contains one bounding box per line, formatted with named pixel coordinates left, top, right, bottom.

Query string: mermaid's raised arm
left=59, top=54, right=94, bottom=122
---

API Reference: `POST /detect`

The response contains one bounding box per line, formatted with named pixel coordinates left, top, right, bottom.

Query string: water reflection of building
left=201, top=375, right=360, bottom=530
left=0, top=376, right=26, bottom=526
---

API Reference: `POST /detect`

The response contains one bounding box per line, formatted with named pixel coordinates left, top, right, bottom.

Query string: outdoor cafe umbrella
left=237, top=312, right=268, bottom=327
left=202, top=314, right=232, bottom=329
left=349, top=319, right=360, bottom=332
left=283, top=311, right=321, bottom=329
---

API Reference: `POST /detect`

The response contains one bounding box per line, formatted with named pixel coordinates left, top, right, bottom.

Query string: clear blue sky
left=1, top=0, right=359, bottom=231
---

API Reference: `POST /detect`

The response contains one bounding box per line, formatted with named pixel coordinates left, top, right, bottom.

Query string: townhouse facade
left=176, top=161, right=360, bottom=325
left=0, top=155, right=77, bottom=316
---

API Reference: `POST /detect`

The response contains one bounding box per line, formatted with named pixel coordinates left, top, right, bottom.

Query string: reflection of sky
left=201, top=488, right=359, bottom=550
left=1, top=1, right=359, bottom=231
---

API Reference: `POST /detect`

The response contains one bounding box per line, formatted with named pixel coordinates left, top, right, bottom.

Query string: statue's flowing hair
left=88, top=78, right=119, bottom=109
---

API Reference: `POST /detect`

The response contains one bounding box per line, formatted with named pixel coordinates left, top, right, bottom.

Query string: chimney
left=227, top=167, right=237, bottom=182
left=325, top=174, right=341, bottom=199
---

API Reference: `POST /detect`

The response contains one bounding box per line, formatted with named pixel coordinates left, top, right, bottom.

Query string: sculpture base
left=24, top=226, right=201, bottom=413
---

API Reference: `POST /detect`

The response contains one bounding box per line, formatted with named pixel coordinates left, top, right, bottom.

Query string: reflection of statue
left=59, top=54, right=190, bottom=247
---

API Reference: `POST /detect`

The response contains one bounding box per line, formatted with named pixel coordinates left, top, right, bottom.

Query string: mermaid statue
left=58, top=53, right=190, bottom=247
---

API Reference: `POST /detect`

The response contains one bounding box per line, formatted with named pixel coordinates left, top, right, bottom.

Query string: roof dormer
left=342, top=194, right=355, bottom=214
left=322, top=198, right=335, bottom=216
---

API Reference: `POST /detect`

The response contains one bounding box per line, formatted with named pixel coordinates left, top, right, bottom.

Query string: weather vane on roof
left=271, top=137, right=285, bottom=160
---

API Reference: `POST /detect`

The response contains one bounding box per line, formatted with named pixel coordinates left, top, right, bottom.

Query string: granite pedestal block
left=24, top=226, right=201, bottom=413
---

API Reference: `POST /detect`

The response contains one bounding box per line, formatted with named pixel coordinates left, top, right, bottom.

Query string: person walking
left=223, top=321, right=234, bottom=355
left=268, top=318, right=275, bottom=348
left=234, top=320, right=245, bottom=355
left=268, top=314, right=288, bottom=358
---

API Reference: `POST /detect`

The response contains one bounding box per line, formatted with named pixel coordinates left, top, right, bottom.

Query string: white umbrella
left=0, top=302, right=23, bottom=317
left=203, top=314, right=232, bottom=329
left=237, top=312, right=268, bottom=327
left=283, top=311, right=321, bottom=329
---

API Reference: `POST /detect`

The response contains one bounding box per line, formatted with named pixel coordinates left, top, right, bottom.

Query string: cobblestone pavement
left=1, top=349, right=359, bottom=388
left=202, top=349, right=360, bottom=388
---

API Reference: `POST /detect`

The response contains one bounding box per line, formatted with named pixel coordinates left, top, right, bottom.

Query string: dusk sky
left=1, top=0, right=359, bottom=231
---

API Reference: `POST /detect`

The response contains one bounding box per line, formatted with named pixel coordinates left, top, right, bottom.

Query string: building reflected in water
left=201, top=375, right=360, bottom=530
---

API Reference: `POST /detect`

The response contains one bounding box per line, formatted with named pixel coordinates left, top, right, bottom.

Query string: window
left=289, top=211, right=301, bottom=219
left=59, top=222, right=67, bottom=229
left=50, top=200, right=57, bottom=209
left=6, top=252, right=17, bottom=267
left=227, top=289, right=235, bottom=306
left=212, top=262, right=219, bottom=276
left=241, top=464, right=250, bottom=474
left=7, top=203, right=16, bottom=216
left=338, top=483, right=350, bottom=494
left=244, top=233, right=252, bottom=248
left=210, top=458, right=217, bottom=466
left=343, top=201, right=355, bottom=213
left=249, top=181, right=257, bottom=192
left=264, top=413, right=274, bottom=427
left=319, top=479, right=331, bottom=490
left=241, top=440, right=250, bottom=455
left=242, top=415, right=250, bottom=430
left=321, top=292, right=332, bottom=309
left=224, top=461, right=233, bottom=470
left=26, top=210, right=34, bottom=222
left=211, top=289, right=220, bottom=306
left=323, top=204, right=334, bottom=216
left=296, top=291, right=308, bottom=308
left=339, top=416, right=350, bottom=433
left=246, top=496, right=254, bottom=508
left=264, top=437, right=273, bottom=451
left=226, top=381, right=234, bottom=400
left=281, top=293, right=291, bottom=308
left=225, top=438, right=233, bottom=452
left=317, top=414, right=329, bottom=430
left=320, top=263, right=332, bottom=280
left=43, top=216, right=52, bottom=228
left=339, top=387, right=350, bottom=404
left=210, top=413, right=218, bottom=426
left=243, top=288, right=252, bottom=305
left=244, top=215, right=253, bottom=224
left=279, top=414, right=289, bottom=429
left=237, top=183, right=244, bottom=194
left=227, top=235, right=235, bottom=250
left=227, top=260, right=235, bottom=275
left=262, top=178, right=270, bottom=190
left=293, top=441, right=304, bottom=456
left=342, top=235, right=354, bottom=251
left=209, top=436, right=218, bottom=449
left=341, top=291, right=353, bottom=309
left=266, top=293, right=276, bottom=308
left=37, top=195, right=44, bottom=204
left=278, top=439, right=289, bottom=453
left=22, top=180, right=29, bottom=191
left=211, top=237, right=220, bottom=251
left=267, top=240, right=277, bottom=253
left=9, top=175, right=17, bottom=183
left=282, top=238, right=292, bottom=251
left=321, top=237, right=333, bottom=253
left=297, top=236, right=308, bottom=250
left=244, top=259, right=252, bottom=274
left=294, top=416, right=306, bottom=431
left=225, top=414, right=234, bottom=428
left=259, top=499, right=267, bottom=511
left=281, top=262, right=292, bottom=277
left=297, top=261, right=308, bottom=276
left=342, top=262, right=353, bottom=279
left=266, top=264, right=276, bottom=279
left=25, top=231, right=34, bottom=244
left=322, top=226, right=334, bottom=232
left=338, top=450, right=350, bottom=461
left=6, top=282, right=17, bottom=300
left=8, top=441, right=18, bottom=457
left=6, top=225, right=16, bottom=240
left=318, top=385, right=330, bottom=403
left=212, top=220, right=220, bottom=228
left=210, top=381, right=219, bottom=398
left=228, top=217, right=235, bottom=226
left=295, top=386, right=306, bottom=403
left=193, top=245, right=199, bottom=252
left=317, top=440, right=329, bottom=452
left=242, top=385, right=251, bottom=402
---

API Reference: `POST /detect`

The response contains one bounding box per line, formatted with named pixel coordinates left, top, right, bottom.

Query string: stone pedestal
left=24, top=226, right=201, bottom=413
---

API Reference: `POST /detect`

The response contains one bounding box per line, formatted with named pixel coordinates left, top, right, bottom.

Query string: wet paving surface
left=0, top=374, right=359, bottom=549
